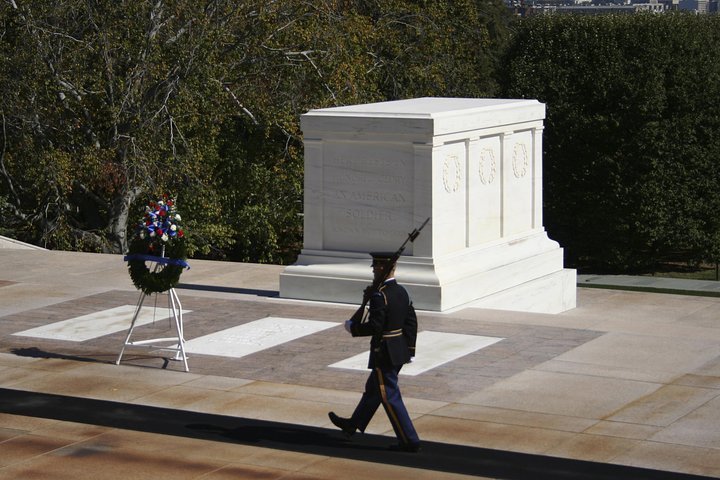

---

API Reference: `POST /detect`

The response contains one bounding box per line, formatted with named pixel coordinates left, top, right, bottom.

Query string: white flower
left=174, top=214, right=181, bottom=221
left=149, top=231, right=156, bottom=238
left=158, top=200, right=164, bottom=206
left=161, top=233, right=169, bottom=242
left=139, top=231, right=146, bottom=239
left=170, top=224, right=177, bottom=231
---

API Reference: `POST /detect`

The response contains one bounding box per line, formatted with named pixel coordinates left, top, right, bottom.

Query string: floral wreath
left=124, top=195, right=189, bottom=295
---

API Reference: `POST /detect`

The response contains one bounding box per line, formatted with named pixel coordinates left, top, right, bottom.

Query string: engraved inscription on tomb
left=323, top=152, right=412, bottom=241
left=334, top=190, right=407, bottom=204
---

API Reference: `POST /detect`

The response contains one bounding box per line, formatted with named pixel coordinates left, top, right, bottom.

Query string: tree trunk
left=108, top=187, right=143, bottom=254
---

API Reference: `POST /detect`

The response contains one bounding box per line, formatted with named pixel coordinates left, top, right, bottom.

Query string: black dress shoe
left=328, top=412, right=356, bottom=436
left=389, top=442, right=422, bottom=453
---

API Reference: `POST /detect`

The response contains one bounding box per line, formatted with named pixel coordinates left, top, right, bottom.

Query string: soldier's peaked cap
left=370, top=252, right=396, bottom=265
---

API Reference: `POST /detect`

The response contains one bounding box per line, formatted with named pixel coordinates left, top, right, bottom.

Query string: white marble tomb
left=279, top=97, right=576, bottom=313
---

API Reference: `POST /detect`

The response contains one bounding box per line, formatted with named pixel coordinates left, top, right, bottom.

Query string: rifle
left=353, top=217, right=430, bottom=323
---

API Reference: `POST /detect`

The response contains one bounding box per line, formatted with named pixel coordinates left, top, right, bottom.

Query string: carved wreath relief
left=512, top=143, right=529, bottom=178
left=478, top=148, right=497, bottom=185
left=442, top=154, right=462, bottom=193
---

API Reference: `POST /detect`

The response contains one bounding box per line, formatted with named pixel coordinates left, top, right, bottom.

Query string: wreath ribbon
left=123, top=254, right=190, bottom=269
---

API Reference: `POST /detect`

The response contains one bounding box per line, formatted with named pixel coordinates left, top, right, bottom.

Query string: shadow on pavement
left=0, top=388, right=713, bottom=480
left=11, top=347, right=107, bottom=363
left=175, top=283, right=278, bottom=297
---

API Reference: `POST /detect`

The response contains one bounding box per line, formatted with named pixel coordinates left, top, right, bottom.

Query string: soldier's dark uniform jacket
left=350, top=278, right=417, bottom=368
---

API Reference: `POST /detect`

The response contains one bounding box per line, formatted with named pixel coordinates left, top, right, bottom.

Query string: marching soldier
left=328, top=252, right=421, bottom=452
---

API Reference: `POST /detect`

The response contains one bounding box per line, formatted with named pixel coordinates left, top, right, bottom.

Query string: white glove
left=344, top=319, right=352, bottom=334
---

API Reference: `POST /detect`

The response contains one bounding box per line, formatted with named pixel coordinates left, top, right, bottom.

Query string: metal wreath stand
left=117, top=247, right=190, bottom=372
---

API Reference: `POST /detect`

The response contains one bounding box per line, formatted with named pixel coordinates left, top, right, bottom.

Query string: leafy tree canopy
left=501, top=13, right=720, bottom=272
left=0, top=0, right=509, bottom=263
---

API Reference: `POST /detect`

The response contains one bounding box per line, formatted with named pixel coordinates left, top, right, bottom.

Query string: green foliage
left=502, top=13, right=720, bottom=272
left=357, top=0, right=510, bottom=98
left=210, top=117, right=301, bottom=264
left=0, top=0, right=241, bottom=253
left=0, top=0, right=511, bottom=264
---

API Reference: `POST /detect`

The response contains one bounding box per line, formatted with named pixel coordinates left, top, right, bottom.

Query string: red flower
left=159, top=210, right=166, bottom=216
left=178, top=230, right=184, bottom=237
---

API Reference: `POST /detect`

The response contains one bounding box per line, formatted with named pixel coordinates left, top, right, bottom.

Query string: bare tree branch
left=213, top=79, right=258, bottom=124
left=0, top=111, right=25, bottom=214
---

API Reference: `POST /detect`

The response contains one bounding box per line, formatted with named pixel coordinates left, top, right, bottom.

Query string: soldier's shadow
left=186, top=422, right=380, bottom=453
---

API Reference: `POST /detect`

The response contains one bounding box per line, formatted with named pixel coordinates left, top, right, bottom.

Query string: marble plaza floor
left=1, top=248, right=720, bottom=479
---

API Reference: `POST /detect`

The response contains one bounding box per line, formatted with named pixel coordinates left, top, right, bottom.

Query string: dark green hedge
left=501, top=13, right=720, bottom=272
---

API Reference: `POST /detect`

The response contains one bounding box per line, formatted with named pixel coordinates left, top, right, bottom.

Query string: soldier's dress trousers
left=349, top=278, right=420, bottom=447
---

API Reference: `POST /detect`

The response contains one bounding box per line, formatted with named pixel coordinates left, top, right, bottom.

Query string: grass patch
left=641, top=263, right=719, bottom=281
